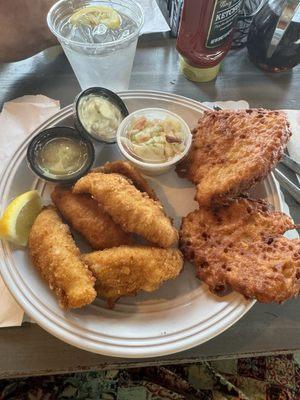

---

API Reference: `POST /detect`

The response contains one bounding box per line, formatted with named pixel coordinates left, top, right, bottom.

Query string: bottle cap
left=179, top=57, right=221, bottom=82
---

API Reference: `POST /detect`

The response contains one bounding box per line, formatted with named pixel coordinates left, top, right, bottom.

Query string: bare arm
left=0, top=0, right=58, bottom=63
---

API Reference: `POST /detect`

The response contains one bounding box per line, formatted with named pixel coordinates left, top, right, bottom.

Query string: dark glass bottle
left=247, top=0, right=300, bottom=72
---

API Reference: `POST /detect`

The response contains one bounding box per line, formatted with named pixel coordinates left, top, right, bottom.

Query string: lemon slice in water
left=70, top=6, right=121, bottom=29
left=0, top=190, right=42, bottom=246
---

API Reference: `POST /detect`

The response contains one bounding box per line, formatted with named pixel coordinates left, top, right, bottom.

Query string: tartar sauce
left=124, top=116, right=186, bottom=162
left=78, top=94, right=122, bottom=140
left=37, top=137, right=88, bottom=177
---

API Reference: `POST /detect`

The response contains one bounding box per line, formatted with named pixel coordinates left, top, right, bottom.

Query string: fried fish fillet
left=51, top=186, right=132, bottom=250
left=179, top=198, right=300, bottom=303
left=73, top=173, right=178, bottom=248
left=28, top=206, right=96, bottom=309
left=93, top=160, right=157, bottom=200
left=82, top=246, right=183, bottom=304
left=176, top=109, right=291, bottom=206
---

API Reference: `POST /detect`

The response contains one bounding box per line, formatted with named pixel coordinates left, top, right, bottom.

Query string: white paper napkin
left=138, top=0, right=170, bottom=35
left=0, top=95, right=60, bottom=327
left=284, top=110, right=300, bottom=184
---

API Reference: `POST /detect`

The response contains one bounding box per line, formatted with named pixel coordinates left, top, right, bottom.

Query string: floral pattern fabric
left=0, top=353, right=299, bottom=400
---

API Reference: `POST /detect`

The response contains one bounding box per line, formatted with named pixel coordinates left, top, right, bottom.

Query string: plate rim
left=0, top=90, right=283, bottom=358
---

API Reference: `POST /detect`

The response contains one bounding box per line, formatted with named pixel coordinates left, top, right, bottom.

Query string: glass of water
left=47, top=0, right=144, bottom=91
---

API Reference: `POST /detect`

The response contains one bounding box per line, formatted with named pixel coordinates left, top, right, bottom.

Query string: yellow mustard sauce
left=37, top=137, right=88, bottom=176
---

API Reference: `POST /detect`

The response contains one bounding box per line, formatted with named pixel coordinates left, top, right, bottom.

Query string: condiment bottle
left=176, top=0, right=243, bottom=82
left=247, top=0, right=300, bottom=72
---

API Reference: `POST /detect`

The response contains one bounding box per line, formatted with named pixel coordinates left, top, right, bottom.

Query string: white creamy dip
left=78, top=94, right=122, bottom=140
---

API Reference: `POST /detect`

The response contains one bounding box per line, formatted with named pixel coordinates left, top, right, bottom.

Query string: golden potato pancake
left=180, top=198, right=300, bottom=303
left=176, top=109, right=291, bottom=206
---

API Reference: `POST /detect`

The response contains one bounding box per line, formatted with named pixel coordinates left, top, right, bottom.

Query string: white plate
left=0, top=91, right=283, bottom=358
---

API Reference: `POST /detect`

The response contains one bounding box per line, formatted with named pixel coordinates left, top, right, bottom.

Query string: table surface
left=0, top=35, right=300, bottom=379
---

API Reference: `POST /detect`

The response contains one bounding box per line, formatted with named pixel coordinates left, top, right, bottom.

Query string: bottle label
left=206, top=0, right=242, bottom=48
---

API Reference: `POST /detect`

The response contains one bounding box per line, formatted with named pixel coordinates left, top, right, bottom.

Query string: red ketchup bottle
left=176, top=0, right=242, bottom=82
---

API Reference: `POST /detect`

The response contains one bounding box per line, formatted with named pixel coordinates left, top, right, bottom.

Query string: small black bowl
left=27, top=126, right=95, bottom=184
left=74, top=87, right=129, bottom=143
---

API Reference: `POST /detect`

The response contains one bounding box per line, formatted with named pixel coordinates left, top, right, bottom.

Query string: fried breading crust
left=28, top=206, right=96, bottom=309
left=82, top=246, right=183, bottom=304
left=176, top=109, right=291, bottom=206
left=92, top=160, right=158, bottom=200
left=51, top=186, right=132, bottom=250
left=73, top=173, right=178, bottom=248
left=179, top=198, right=300, bottom=303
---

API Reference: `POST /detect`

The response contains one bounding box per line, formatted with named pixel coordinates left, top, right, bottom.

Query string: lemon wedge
left=0, top=190, right=42, bottom=246
left=70, top=6, right=121, bottom=29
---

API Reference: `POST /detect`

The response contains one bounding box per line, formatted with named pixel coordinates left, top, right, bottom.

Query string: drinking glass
left=47, top=0, right=144, bottom=90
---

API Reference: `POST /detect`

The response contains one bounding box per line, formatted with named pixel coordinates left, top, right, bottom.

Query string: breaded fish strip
left=180, top=198, right=300, bottom=303
left=28, top=206, right=96, bottom=309
left=176, top=109, right=291, bottom=206
left=51, top=186, right=132, bottom=250
left=73, top=173, right=178, bottom=248
left=93, top=160, right=157, bottom=200
left=82, top=246, right=183, bottom=304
